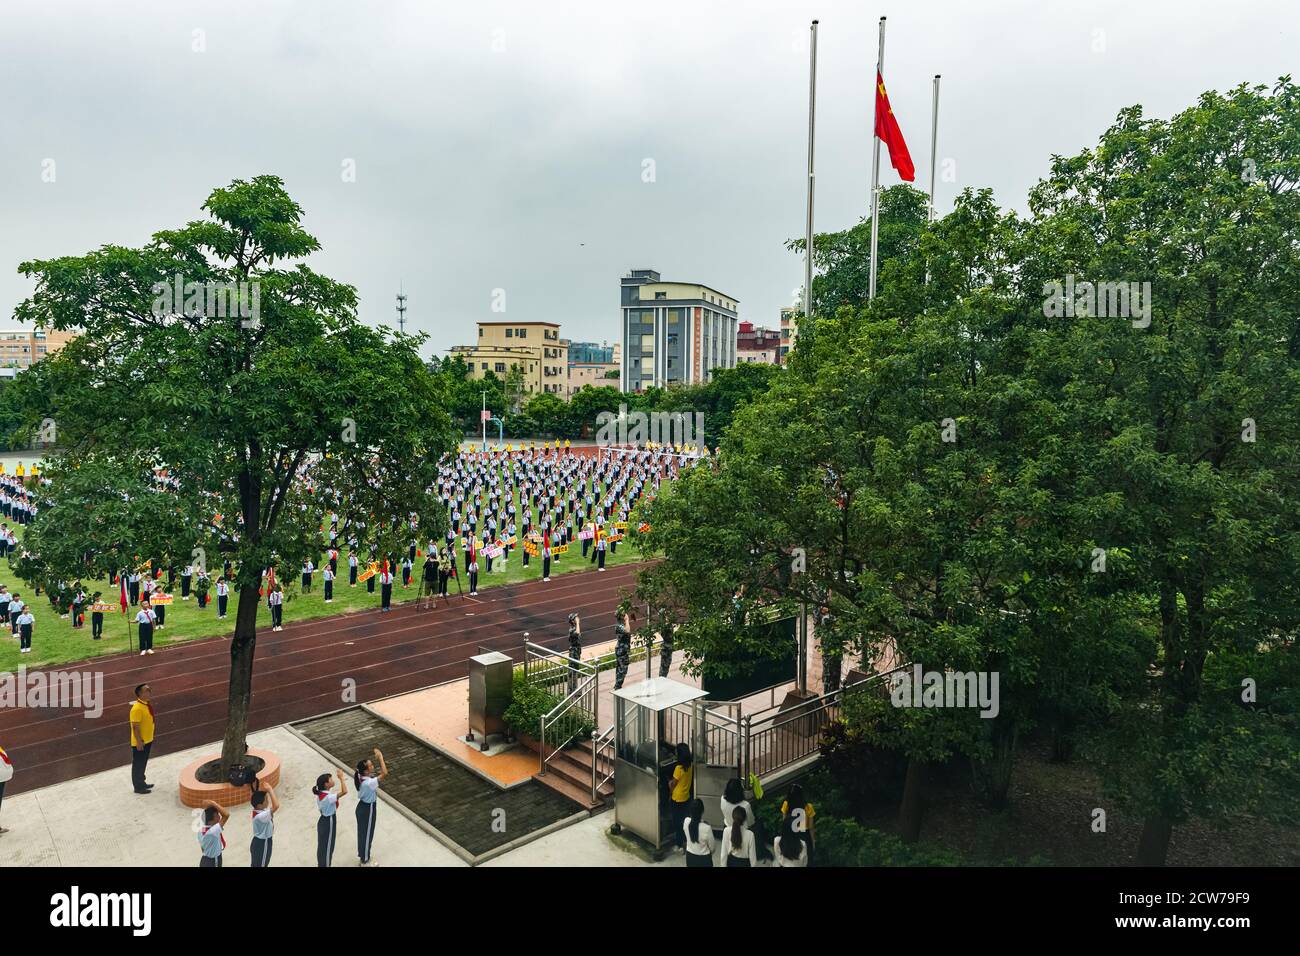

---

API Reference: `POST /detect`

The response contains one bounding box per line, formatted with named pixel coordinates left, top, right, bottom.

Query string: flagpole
left=868, top=16, right=886, bottom=301
left=803, top=19, right=818, bottom=323
left=929, top=74, right=941, bottom=221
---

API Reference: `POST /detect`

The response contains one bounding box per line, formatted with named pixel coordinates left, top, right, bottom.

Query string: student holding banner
left=90, top=592, right=109, bottom=640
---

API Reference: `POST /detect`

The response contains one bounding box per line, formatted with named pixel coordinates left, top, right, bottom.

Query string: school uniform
left=128, top=573, right=140, bottom=606
left=198, top=821, right=225, bottom=868
left=0, top=592, right=10, bottom=625
left=323, top=567, right=335, bottom=602
left=356, top=775, right=379, bottom=863
left=316, top=790, right=340, bottom=867
left=267, top=589, right=283, bottom=629
left=16, top=610, right=34, bottom=653
left=542, top=544, right=552, bottom=581
left=216, top=580, right=229, bottom=619
left=91, top=602, right=105, bottom=640
left=379, top=570, right=393, bottom=611
left=135, top=608, right=154, bottom=652
left=467, top=558, right=479, bottom=595
left=721, top=826, right=758, bottom=867
left=250, top=806, right=274, bottom=867
left=349, top=554, right=358, bottom=586
left=180, top=566, right=192, bottom=598
left=683, top=817, right=716, bottom=867
left=301, top=562, right=313, bottom=592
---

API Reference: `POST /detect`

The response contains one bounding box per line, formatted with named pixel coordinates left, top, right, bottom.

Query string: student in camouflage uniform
left=613, top=609, right=634, bottom=690
left=567, top=613, right=582, bottom=694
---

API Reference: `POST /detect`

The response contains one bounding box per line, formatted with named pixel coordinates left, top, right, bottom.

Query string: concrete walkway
left=0, top=725, right=673, bottom=867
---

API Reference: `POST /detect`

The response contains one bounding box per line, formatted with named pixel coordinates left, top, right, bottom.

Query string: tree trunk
left=898, top=757, right=926, bottom=843
left=1049, top=712, right=1075, bottom=763
left=971, top=720, right=1018, bottom=809
left=1136, top=813, right=1174, bottom=866
left=219, top=585, right=261, bottom=773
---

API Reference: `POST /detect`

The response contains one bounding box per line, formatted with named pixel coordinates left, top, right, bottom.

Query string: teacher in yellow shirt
left=129, top=684, right=156, bottom=794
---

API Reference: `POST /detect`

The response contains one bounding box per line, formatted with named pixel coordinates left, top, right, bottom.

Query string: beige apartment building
left=0, top=328, right=79, bottom=374
left=451, top=321, right=569, bottom=397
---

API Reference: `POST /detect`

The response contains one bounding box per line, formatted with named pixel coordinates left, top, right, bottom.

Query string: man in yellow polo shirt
left=129, top=683, right=156, bottom=794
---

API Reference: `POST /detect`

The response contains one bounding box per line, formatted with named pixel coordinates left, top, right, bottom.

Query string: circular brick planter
left=178, top=748, right=282, bottom=809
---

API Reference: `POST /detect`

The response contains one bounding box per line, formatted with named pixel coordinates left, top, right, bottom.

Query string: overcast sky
left=0, top=0, right=1294, bottom=359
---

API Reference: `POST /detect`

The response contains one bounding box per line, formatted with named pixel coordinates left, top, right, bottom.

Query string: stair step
left=534, top=770, right=605, bottom=810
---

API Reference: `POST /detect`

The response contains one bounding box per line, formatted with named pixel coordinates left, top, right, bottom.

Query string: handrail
left=590, top=723, right=615, bottom=804
left=539, top=669, right=599, bottom=777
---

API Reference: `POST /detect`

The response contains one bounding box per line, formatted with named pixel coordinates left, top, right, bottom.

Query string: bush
left=819, top=720, right=907, bottom=810
left=815, top=817, right=962, bottom=867
left=503, top=672, right=595, bottom=744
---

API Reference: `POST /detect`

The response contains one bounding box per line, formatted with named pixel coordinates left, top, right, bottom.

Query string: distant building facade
left=736, top=320, right=782, bottom=365
left=620, top=269, right=738, bottom=392
left=0, top=328, right=78, bottom=372
left=450, top=321, right=569, bottom=397
left=779, top=307, right=799, bottom=363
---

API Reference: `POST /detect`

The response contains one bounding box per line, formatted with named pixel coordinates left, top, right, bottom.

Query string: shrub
left=503, top=671, right=595, bottom=743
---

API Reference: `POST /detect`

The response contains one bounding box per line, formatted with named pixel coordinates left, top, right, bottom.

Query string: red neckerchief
left=138, top=698, right=155, bottom=719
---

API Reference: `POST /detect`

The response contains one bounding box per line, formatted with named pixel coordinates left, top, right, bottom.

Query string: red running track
left=0, top=562, right=645, bottom=796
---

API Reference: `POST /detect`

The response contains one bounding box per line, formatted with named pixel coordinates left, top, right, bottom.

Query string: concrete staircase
left=533, top=737, right=615, bottom=811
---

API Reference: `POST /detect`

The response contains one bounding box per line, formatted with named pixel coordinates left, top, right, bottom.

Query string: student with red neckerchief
left=313, top=768, right=348, bottom=867
left=198, top=800, right=230, bottom=868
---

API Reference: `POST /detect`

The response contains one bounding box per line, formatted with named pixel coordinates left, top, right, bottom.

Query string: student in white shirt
left=323, top=565, right=335, bottom=603
left=267, top=583, right=284, bottom=631
left=682, top=798, right=715, bottom=867
left=15, top=606, right=35, bottom=654
left=353, top=748, right=389, bottom=865
left=720, top=778, right=754, bottom=831
left=216, top=577, right=230, bottom=619
left=313, top=768, right=349, bottom=868
left=134, top=603, right=156, bottom=655
left=721, top=804, right=757, bottom=868
left=198, top=800, right=230, bottom=868
left=773, top=817, right=809, bottom=867
left=249, top=781, right=279, bottom=867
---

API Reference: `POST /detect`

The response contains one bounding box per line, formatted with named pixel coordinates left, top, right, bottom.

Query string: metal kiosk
left=611, top=677, right=709, bottom=857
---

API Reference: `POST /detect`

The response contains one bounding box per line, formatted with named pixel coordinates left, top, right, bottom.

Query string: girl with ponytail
left=313, top=767, right=348, bottom=867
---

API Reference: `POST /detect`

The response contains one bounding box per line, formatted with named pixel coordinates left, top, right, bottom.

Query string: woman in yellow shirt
left=668, top=742, right=694, bottom=851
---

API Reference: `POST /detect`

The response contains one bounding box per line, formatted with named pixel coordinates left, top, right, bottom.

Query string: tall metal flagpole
left=804, top=20, right=818, bottom=323
left=868, top=16, right=886, bottom=301
left=929, top=75, right=941, bottom=221
left=799, top=19, right=818, bottom=696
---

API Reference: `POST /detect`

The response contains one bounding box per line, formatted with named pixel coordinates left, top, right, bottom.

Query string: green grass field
left=0, top=502, right=647, bottom=671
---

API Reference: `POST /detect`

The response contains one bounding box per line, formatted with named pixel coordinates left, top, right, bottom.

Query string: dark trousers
left=200, top=855, right=222, bottom=868
left=357, top=800, right=377, bottom=862
left=250, top=836, right=273, bottom=867
left=597, top=549, right=606, bottom=569
left=129, top=582, right=139, bottom=605
left=198, top=592, right=208, bottom=608
left=0, top=603, right=8, bottom=624
left=181, top=577, right=191, bottom=597
left=138, top=622, right=153, bottom=652
left=19, top=623, right=31, bottom=650
left=217, top=595, right=228, bottom=617
left=155, top=605, right=165, bottom=627
left=131, top=742, right=152, bottom=791
left=381, top=583, right=392, bottom=610
left=671, top=800, right=689, bottom=848
left=270, top=604, right=282, bottom=627
left=543, top=556, right=551, bottom=578
left=324, top=579, right=333, bottom=601
left=349, top=566, right=358, bottom=585
left=686, top=851, right=713, bottom=867
left=367, top=576, right=375, bottom=593
left=469, top=572, right=478, bottom=592
left=439, top=572, right=449, bottom=596
left=302, top=574, right=311, bottom=591
left=92, top=612, right=104, bottom=639
left=317, top=814, right=336, bottom=868
left=72, top=604, right=83, bottom=627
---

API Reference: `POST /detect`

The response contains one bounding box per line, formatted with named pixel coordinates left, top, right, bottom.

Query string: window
left=655, top=291, right=667, bottom=299
left=505, top=328, right=513, bottom=338
left=495, top=362, right=506, bottom=373
left=480, top=362, right=488, bottom=371
left=479, top=327, right=484, bottom=338
left=517, top=329, right=527, bottom=339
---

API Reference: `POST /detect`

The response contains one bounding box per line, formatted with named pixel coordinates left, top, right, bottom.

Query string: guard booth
left=612, top=677, right=709, bottom=856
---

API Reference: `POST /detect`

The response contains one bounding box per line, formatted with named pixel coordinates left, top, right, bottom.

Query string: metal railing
left=590, top=723, right=615, bottom=804
left=738, top=665, right=910, bottom=781
left=539, top=670, right=599, bottom=779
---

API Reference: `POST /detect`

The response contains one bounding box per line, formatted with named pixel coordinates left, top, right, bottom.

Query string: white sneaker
left=140, top=651, right=147, bottom=656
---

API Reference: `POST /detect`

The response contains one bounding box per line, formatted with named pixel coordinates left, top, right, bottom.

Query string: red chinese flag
left=119, top=576, right=128, bottom=615
left=874, top=72, right=915, bottom=182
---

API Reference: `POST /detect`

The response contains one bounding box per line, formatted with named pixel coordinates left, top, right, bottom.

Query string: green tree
left=10, top=175, right=457, bottom=772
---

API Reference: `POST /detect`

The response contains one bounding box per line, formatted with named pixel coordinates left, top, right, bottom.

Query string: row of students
left=197, top=750, right=388, bottom=868
left=680, top=776, right=817, bottom=868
